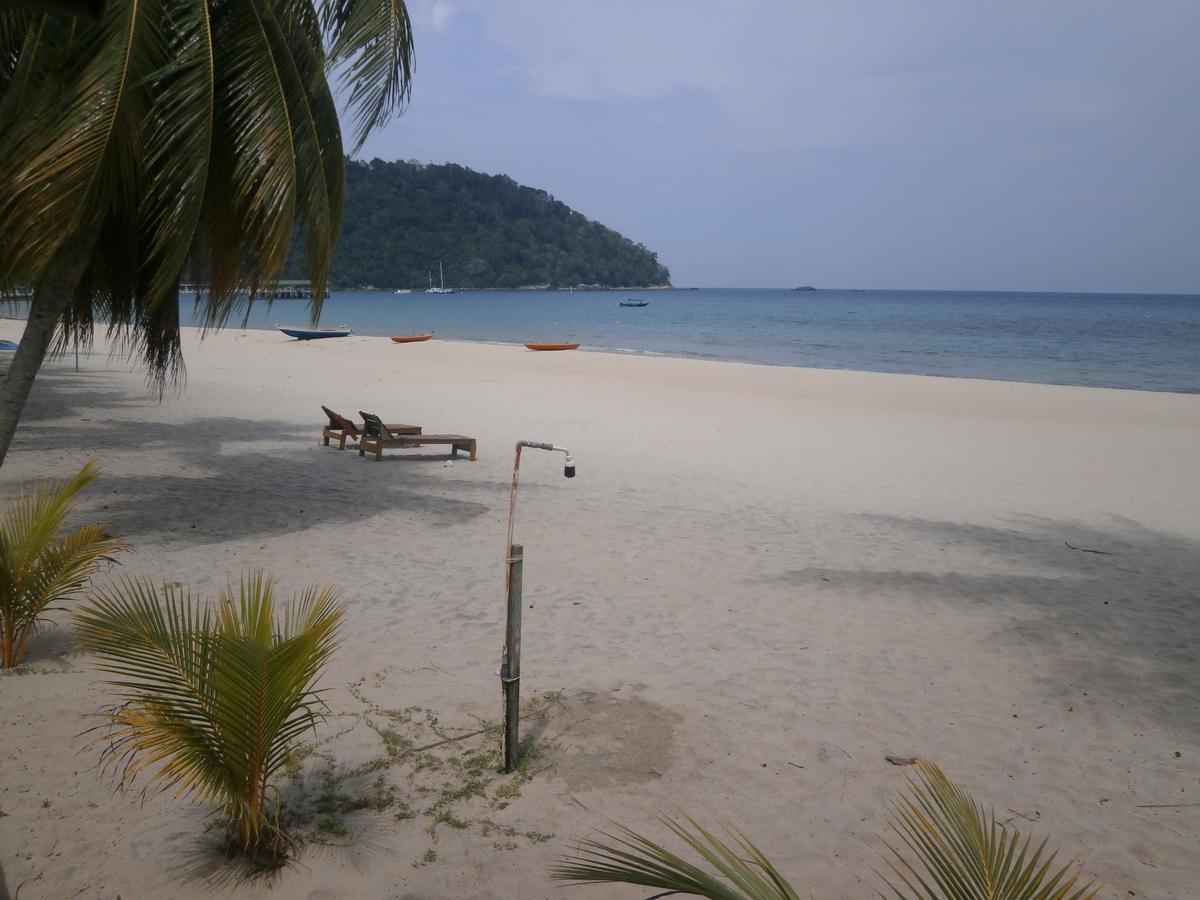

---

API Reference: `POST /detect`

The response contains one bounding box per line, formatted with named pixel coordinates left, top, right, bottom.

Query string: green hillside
left=287, top=159, right=671, bottom=290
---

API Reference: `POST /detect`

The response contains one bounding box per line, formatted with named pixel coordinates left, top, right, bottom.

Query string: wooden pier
left=180, top=280, right=319, bottom=300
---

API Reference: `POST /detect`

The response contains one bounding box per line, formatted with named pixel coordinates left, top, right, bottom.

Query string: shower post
left=502, top=543, right=524, bottom=773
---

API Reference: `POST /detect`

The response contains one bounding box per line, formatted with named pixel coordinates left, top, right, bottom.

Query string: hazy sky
left=357, top=2, right=1200, bottom=293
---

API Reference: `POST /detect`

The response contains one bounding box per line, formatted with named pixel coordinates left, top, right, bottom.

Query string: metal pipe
left=505, top=440, right=574, bottom=568
left=500, top=440, right=576, bottom=771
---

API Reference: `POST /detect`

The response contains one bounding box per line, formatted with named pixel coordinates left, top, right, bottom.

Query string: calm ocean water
left=179, top=288, right=1200, bottom=393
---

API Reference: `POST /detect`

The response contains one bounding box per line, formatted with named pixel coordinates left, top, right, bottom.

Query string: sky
left=355, top=1, right=1200, bottom=293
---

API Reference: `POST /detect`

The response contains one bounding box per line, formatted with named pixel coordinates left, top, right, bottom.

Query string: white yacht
left=426, top=261, right=456, bottom=294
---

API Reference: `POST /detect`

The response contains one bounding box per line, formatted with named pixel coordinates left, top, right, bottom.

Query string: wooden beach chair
left=321, top=406, right=421, bottom=449
left=358, top=411, right=477, bottom=462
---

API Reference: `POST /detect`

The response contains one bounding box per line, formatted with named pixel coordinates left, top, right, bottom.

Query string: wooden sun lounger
left=321, top=406, right=420, bottom=449
left=358, top=411, right=477, bottom=462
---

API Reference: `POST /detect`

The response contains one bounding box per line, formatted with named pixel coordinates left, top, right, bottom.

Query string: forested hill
left=286, top=159, right=671, bottom=290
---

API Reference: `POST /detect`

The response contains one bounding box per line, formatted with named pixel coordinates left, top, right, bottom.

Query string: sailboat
left=426, top=261, right=456, bottom=294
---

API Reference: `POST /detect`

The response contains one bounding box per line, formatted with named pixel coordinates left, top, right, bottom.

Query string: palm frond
left=0, top=0, right=412, bottom=445
left=878, top=759, right=1099, bottom=900
left=553, top=815, right=802, bottom=900
left=554, top=761, right=1099, bottom=900
left=323, top=0, right=413, bottom=151
left=74, top=572, right=343, bottom=853
left=250, top=0, right=341, bottom=309
left=0, top=10, right=35, bottom=94
left=196, top=0, right=298, bottom=326
left=0, top=0, right=150, bottom=282
left=136, top=0, right=214, bottom=309
left=0, top=460, right=125, bottom=667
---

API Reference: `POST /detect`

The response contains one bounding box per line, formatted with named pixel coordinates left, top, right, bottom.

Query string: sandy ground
left=0, top=323, right=1197, bottom=899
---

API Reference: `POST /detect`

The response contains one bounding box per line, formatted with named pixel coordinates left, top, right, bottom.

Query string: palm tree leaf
left=0, top=0, right=148, bottom=281
left=255, top=0, right=344, bottom=311
left=0, top=461, right=119, bottom=667
left=556, top=763, right=1099, bottom=900
left=196, top=0, right=298, bottom=327
left=136, top=0, right=214, bottom=309
left=553, top=817, right=800, bottom=899
left=0, top=10, right=36, bottom=96
left=323, top=0, right=413, bottom=151
left=878, top=760, right=1099, bottom=900
left=75, top=572, right=343, bottom=851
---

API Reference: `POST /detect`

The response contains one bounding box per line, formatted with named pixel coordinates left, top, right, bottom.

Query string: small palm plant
left=74, top=572, right=343, bottom=855
left=553, top=760, right=1098, bottom=899
left=0, top=460, right=126, bottom=668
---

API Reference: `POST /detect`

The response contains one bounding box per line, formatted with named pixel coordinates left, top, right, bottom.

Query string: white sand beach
left=1, top=323, right=1198, bottom=899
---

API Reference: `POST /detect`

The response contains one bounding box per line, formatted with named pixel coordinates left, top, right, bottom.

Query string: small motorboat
left=619, top=298, right=649, bottom=307
left=391, top=333, right=433, bottom=343
left=0, top=340, right=17, bottom=351
left=277, top=323, right=351, bottom=340
left=525, top=342, right=579, bottom=351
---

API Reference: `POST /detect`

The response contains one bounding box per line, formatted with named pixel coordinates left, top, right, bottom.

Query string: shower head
left=517, top=440, right=575, bottom=478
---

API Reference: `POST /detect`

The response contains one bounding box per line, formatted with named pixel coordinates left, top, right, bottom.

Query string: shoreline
left=431, top=335, right=1200, bottom=397
left=186, top=325, right=1200, bottom=397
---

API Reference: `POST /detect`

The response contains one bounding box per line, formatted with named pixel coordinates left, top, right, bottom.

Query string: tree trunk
left=0, top=227, right=98, bottom=468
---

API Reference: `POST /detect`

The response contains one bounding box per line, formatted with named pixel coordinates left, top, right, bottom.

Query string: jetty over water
left=180, top=279, right=319, bottom=300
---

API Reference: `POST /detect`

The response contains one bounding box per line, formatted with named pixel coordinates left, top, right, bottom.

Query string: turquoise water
left=180, top=288, right=1200, bottom=393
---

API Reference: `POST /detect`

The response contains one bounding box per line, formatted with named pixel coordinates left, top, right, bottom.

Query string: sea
left=176, top=288, right=1200, bottom=394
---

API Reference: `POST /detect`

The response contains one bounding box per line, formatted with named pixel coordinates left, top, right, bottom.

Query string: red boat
left=391, top=333, right=433, bottom=343
left=525, top=342, right=579, bottom=351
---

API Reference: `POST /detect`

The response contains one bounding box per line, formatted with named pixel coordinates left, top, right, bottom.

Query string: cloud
left=430, top=0, right=455, bottom=31
left=362, top=1, right=1200, bottom=291
left=454, top=1, right=1199, bottom=155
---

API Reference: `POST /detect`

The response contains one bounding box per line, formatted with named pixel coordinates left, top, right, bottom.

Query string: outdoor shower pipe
left=505, top=440, right=575, bottom=571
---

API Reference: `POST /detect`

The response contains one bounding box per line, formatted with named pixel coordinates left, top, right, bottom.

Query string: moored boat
left=426, top=261, right=456, bottom=294
left=391, top=333, right=433, bottom=343
left=619, top=298, right=649, bottom=307
left=525, top=341, right=580, bottom=351
left=277, top=323, right=352, bottom=340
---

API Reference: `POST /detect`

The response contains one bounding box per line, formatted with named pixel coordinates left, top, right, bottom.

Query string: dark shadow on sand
left=5, top=367, right=502, bottom=543
left=772, top=514, right=1200, bottom=735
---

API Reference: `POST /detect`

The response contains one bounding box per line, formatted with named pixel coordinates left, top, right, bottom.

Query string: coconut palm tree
left=552, top=760, right=1099, bottom=899
left=0, top=459, right=126, bottom=668
left=0, top=0, right=413, bottom=466
left=74, top=572, right=343, bottom=854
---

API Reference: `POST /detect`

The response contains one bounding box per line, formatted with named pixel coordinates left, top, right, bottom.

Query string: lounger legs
left=321, top=429, right=354, bottom=449
left=356, top=438, right=477, bottom=461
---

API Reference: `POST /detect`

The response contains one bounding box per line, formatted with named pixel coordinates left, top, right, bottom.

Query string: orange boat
left=525, top=342, right=579, bottom=351
left=391, top=333, right=433, bottom=343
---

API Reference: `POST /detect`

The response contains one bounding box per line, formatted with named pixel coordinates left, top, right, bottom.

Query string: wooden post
left=502, top=543, right=524, bottom=773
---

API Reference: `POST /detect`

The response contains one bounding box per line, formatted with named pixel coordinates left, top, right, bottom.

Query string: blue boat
left=619, top=298, right=649, bottom=307
left=0, top=340, right=17, bottom=351
left=276, top=323, right=352, bottom=340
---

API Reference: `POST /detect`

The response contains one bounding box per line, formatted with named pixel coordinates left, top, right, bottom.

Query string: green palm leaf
left=74, top=572, right=343, bottom=853
left=0, top=460, right=126, bottom=668
left=878, top=760, right=1099, bottom=900
left=553, top=761, right=1099, bottom=899
left=0, top=0, right=413, bottom=461
left=324, top=0, right=413, bottom=151
left=553, top=815, right=803, bottom=900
